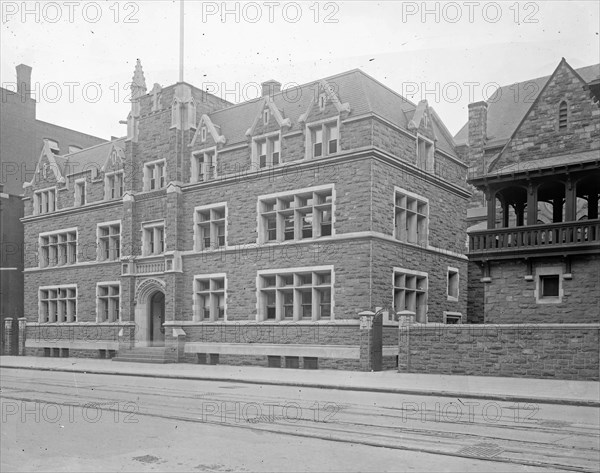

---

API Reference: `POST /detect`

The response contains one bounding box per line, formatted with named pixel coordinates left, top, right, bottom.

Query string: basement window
left=535, top=268, right=563, bottom=304
left=540, top=275, right=560, bottom=298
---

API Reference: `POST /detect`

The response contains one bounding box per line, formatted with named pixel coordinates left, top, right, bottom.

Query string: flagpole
left=179, top=0, right=184, bottom=83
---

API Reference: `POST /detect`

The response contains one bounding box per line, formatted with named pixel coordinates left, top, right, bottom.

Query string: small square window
left=540, top=275, right=560, bottom=298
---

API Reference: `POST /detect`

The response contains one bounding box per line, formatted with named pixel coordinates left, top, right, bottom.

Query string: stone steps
left=112, top=346, right=173, bottom=364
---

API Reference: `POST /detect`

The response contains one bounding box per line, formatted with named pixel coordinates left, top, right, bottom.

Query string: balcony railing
left=135, top=260, right=166, bottom=274
left=469, top=219, right=600, bottom=257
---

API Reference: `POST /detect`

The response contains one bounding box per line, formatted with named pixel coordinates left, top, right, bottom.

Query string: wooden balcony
left=469, top=219, right=600, bottom=260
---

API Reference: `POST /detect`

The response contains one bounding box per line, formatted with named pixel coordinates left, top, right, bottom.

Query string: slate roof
left=60, top=138, right=126, bottom=176
left=207, top=69, right=458, bottom=157
left=454, top=64, right=600, bottom=147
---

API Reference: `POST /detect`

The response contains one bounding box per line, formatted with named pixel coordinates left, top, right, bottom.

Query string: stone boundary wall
left=398, top=323, right=599, bottom=380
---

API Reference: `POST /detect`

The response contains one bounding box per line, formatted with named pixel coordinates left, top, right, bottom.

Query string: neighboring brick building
left=0, top=64, right=106, bottom=354
left=1, top=64, right=107, bottom=196
left=464, top=58, right=599, bottom=324
left=19, top=60, right=469, bottom=370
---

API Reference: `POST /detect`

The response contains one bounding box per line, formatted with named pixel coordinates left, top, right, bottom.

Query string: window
left=142, top=222, right=165, bottom=256
left=97, top=222, right=121, bottom=261
left=34, top=188, right=56, bottom=214
left=68, top=145, right=82, bottom=154
left=395, top=189, right=428, bottom=245
left=39, top=229, right=77, bottom=268
left=47, top=139, right=60, bottom=155
left=258, top=267, right=333, bottom=321
left=535, top=267, right=563, bottom=303
left=558, top=101, right=568, bottom=130
left=393, top=269, right=427, bottom=323
left=258, top=186, right=333, bottom=243
left=263, top=109, right=270, bottom=125
left=447, top=267, right=459, bottom=301
left=416, top=135, right=434, bottom=171
left=201, top=126, right=207, bottom=142
left=144, top=159, right=166, bottom=191
left=319, top=93, right=327, bottom=111
left=254, top=134, right=280, bottom=168
left=97, top=283, right=120, bottom=322
left=193, top=149, right=216, bottom=182
left=39, top=286, right=77, bottom=323
left=540, top=275, right=559, bottom=297
left=105, top=171, right=124, bottom=200
left=443, top=312, right=463, bottom=324
left=194, top=275, right=226, bottom=321
left=308, top=121, right=339, bottom=158
left=194, top=204, right=226, bottom=250
left=74, top=179, right=86, bottom=206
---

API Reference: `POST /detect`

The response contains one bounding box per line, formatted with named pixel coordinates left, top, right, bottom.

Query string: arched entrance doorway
left=134, top=278, right=166, bottom=347
left=148, top=292, right=165, bottom=346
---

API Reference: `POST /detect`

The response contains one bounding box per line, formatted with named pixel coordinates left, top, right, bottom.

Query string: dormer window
left=74, top=179, right=86, bottom=207
left=263, top=109, right=270, bottom=125
left=254, top=134, right=280, bottom=168
left=34, top=188, right=56, bottom=215
left=201, top=126, right=207, bottom=143
left=308, top=121, right=339, bottom=158
left=193, top=149, right=217, bottom=182
left=558, top=101, right=568, bottom=130
left=105, top=171, right=124, bottom=200
left=416, top=135, right=434, bottom=172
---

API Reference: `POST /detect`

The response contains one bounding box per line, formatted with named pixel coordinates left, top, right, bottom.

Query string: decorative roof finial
left=132, top=58, right=147, bottom=93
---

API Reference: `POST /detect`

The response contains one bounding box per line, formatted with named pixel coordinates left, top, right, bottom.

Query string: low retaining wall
left=399, top=323, right=600, bottom=380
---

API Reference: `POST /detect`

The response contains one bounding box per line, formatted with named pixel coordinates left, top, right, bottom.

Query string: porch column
left=501, top=200, right=509, bottom=228
left=486, top=190, right=496, bottom=229
left=515, top=202, right=525, bottom=227
left=565, top=179, right=576, bottom=221
left=527, top=183, right=538, bottom=225
left=589, top=192, right=599, bottom=220
left=552, top=198, right=563, bottom=223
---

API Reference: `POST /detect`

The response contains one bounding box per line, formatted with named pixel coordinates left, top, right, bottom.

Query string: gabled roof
left=454, top=63, right=600, bottom=147
left=191, top=114, right=226, bottom=146
left=62, top=138, right=126, bottom=177
left=203, top=69, right=457, bottom=156
left=23, top=140, right=66, bottom=188
left=246, top=97, right=292, bottom=137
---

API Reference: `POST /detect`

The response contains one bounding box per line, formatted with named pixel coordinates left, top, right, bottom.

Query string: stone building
left=18, top=60, right=469, bottom=370
left=0, top=64, right=106, bottom=354
left=460, top=58, right=599, bottom=325
left=395, top=59, right=599, bottom=381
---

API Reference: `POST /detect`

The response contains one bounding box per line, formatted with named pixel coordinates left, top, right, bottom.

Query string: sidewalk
left=1, top=356, right=598, bottom=407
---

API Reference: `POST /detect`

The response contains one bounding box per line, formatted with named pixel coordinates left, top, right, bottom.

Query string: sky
left=1, top=1, right=599, bottom=140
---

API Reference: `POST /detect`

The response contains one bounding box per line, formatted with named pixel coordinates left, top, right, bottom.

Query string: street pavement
left=0, top=356, right=598, bottom=406
left=1, top=367, right=599, bottom=472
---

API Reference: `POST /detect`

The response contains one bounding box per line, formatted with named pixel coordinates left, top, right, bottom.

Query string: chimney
left=16, top=64, right=32, bottom=100
left=261, top=80, right=281, bottom=97
left=467, top=101, right=488, bottom=178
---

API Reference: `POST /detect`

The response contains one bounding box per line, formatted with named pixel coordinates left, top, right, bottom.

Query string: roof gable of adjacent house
left=487, top=58, right=600, bottom=174
left=455, top=62, right=600, bottom=148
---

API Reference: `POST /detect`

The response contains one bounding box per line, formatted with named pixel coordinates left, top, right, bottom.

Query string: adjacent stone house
left=19, top=60, right=469, bottom=370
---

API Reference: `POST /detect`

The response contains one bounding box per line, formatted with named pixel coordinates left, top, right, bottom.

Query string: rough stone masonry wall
left=467, top=261, right=485, bottom=323
left=492, top=61, right=600, bottom=171
left=484, top=255, right=600, bottom=324
left=398, top=324, right=600, bottom=380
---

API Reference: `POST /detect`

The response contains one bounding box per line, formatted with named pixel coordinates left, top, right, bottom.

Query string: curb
left=2, top=364, right=598, bottom=408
